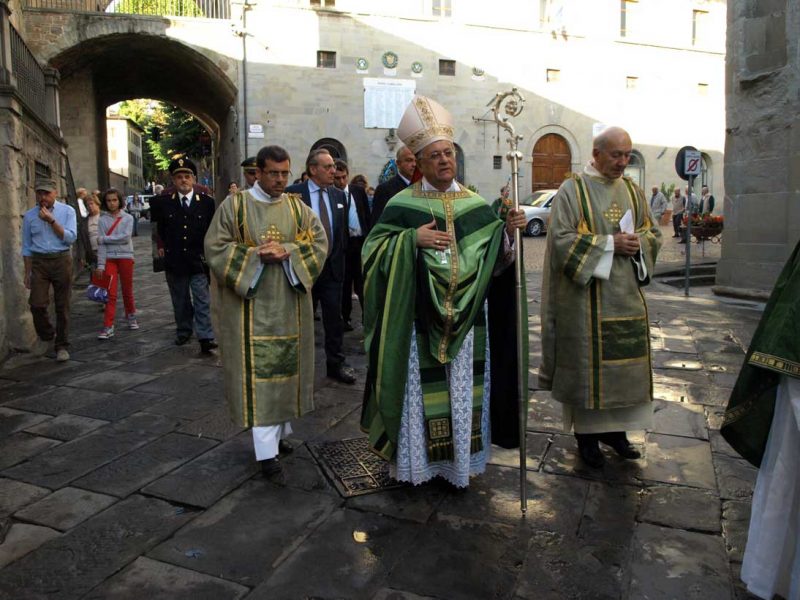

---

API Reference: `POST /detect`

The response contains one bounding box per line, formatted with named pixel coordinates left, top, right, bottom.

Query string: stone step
left=657, top=263, right=717, bottom=278
left=660, top=274, right=717, bottom=288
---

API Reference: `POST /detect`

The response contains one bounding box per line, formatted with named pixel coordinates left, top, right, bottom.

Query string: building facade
left=239, top=0, right=726, bottom=203
left=106, top=114, right=144, bottom=193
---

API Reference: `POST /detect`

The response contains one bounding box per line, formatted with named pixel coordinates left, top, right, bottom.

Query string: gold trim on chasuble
left=411, top=183, right=468, bottom=363
left=749, top=352, right=800, bottom=378
left=574, top=175, right=603, bottom=408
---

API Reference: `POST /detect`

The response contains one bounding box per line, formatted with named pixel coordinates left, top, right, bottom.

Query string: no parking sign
left=675, top=145, right=701, bottom=180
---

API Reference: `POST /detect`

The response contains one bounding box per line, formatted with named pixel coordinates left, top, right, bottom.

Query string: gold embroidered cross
left=603, top=201, right=624, bottom=225
left=260, top=224, right=285, bottom=243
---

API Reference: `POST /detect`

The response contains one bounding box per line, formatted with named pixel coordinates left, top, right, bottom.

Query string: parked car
left=125, top=194, right=154, bottom=220
left=520, top=189, right=557, bottom=236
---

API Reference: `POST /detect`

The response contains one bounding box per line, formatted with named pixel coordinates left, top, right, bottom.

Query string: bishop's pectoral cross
left=436, top=246, right=451, bottom=265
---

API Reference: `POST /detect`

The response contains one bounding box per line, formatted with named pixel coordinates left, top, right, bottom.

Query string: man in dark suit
left=333, top=159, right=371, bottom=331
left=368, top=145, right=416, bottom=228
left=286, top=149, right=356, bottom=384
left=149, top=157, right=218, bottom=354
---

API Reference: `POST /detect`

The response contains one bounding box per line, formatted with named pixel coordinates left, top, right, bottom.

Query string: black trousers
left=341, top=237, right=364, bottom=323
left=672, top=213, right=683, bottom=237
left=313, top=270, right=345, bottom=369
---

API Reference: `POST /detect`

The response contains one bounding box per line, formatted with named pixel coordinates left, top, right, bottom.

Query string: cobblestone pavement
left=0, top=221, right=758, bottom=599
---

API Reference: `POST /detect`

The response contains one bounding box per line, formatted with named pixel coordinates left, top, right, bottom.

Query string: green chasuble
left=204, top=190, right=328, bottom=428
left=360, top=181, right=527, bottom=460
left=539, top=171, right=662, bottom=410
left=722, top=238, right=800, bottom=467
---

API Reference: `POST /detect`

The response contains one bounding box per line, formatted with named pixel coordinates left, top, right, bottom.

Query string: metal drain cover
left=308, top=437, right=405, bottom=498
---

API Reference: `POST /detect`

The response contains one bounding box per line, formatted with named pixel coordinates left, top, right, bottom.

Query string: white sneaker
left=97, top=326, right=114, bottom=340
left=127, top=315, right=139, bottom=330
left=55, top=348, right=70, bottom=362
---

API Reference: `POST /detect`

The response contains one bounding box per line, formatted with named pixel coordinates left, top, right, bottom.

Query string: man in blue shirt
left=22, top=178, right=77, bottom=362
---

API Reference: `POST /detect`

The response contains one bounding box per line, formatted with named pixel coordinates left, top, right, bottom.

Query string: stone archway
left=34, top=18, right=238, bottom=198
left=531, top=133, right=571, bottom=191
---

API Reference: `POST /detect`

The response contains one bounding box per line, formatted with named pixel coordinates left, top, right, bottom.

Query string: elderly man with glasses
left=205, top=145, right=328, bottom=478
left=360, top=96, right=527, bottom=489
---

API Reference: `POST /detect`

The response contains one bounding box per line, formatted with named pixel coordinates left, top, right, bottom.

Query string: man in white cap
left=22, top=178, right=77, bottom=361
left=360, top=95, right=527, bottom=488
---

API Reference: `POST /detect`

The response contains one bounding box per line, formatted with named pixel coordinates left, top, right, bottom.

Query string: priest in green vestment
left=360, top=95, right=528, bottom=487
left=539, top=126, right=662, bottom=468
left=204, top=145, right=328, bottom=477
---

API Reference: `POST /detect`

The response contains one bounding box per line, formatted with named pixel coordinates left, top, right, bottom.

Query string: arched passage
left=311, top=138, right=348, bottom=163
left=49, top=31, right=237, bottom=197
left=531, top=133, right=571, bottom=191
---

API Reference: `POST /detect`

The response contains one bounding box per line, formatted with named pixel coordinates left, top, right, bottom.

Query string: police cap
left=168, top=156, right=197, bottom=176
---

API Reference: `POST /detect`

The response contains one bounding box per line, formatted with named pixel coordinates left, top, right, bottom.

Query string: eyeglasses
left=265, top=171, right=292, bottom=179
left=316, top=163, right=336, bottom=171
left=422, top=148, right=456, bottom=161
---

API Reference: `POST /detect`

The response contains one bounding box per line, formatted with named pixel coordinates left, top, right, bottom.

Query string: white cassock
left=741, top=375, right=800, bottom=600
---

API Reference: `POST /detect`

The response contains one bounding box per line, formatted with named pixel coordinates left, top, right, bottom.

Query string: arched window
left=624, top=150, right=644, bottom=187
left=310, top=138, right=348, bottom=163
left=454, top=143, right=466, bottom=183
left=700, top=152, right=713, bottom=189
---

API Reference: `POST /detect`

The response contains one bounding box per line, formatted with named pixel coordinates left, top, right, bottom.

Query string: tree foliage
left=111, top=0, right=203, bottom=17
left=116, top=99, right=209, bottom=186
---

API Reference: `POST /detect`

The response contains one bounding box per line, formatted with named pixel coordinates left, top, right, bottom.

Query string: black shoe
left=278, top=440, right=294, bottom=455
left=175, top=334, right=191, bottom=346
left=199, top=339, right=218, bottom=354
left=575, top=434, right=605, bottom=469
left=343, top=320, right=354, bottom=332
left=677, top=239, right=686, bottom=244
left=327, top=364, right=356, bottom=384
left=599, top=432, right=641, bottom=459
left=260, top=457, right=283, bottom=477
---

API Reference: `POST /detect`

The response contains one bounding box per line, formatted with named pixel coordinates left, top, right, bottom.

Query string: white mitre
left=396, top=95, right=455, bottom=154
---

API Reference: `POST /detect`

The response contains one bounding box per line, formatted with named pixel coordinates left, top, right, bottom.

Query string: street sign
left=675, top=145, right=699, bottom=181
left=684, top=150, right=702, bottom=176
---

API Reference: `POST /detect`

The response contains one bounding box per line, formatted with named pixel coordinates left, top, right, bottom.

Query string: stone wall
left=716, top=0, right=800, bottom=292
left=60, top=68, right=100, bottom=189
left=0, top=98, right=66, bottom=357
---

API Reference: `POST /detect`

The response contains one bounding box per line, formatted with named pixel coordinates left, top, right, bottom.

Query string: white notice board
left=363, top=78, right=416, bottom=129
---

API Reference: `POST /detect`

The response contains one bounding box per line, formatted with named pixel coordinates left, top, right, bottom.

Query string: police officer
left=241, top=156, right=258, bottom=190
left=150, top=157, right=217, bottom=353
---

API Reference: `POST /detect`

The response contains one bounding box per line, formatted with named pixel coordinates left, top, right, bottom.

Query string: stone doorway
left=531, top=133, right=571, bottom=191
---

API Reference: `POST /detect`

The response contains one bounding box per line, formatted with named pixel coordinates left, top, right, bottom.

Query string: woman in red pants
left=96, top=189, right=138, bottom=339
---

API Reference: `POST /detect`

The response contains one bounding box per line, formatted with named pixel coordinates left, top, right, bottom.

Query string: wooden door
left=531, top=134, right=571, bottom=191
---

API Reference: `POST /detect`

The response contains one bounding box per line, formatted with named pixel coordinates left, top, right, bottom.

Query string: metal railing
left=23, top=0, right=231, bottom=19
left=9, top=25, right=46, bottom=117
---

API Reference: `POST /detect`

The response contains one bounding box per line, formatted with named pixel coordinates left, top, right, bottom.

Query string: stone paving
left=0, top=222, right=759, bottom=599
